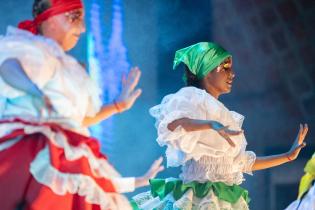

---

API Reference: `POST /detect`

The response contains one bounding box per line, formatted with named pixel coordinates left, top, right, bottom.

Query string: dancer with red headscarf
left=0, top=0, right=163, bottom=210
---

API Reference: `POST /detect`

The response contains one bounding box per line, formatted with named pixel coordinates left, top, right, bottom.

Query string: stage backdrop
left=0, top=1, right=314, bottom=209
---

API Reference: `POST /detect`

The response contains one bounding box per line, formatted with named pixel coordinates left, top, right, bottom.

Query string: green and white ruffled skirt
left=131, top=178, right=250, bottom=210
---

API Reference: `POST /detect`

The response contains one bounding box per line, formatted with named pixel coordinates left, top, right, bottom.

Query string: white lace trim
left=4, top=26, right=64, bottom=58
left=31, top=146, right=132, bottom=210
left=133, top=188, right=249, bottom=210
left=24, top=125, right=121, bottom=178
left=180, top=153, right=256, bottom=185
left=242, top=151, right=256, bottom=175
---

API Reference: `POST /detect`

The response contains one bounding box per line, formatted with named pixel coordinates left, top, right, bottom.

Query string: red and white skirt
left=0, top=119, right=133, bottom=210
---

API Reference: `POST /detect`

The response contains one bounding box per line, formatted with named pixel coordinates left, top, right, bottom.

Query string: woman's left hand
left=135, top=157, right=164, bottom=188
left=115, top=67, right=142, bottom=112
left=286, top=123, right=308, bottom=161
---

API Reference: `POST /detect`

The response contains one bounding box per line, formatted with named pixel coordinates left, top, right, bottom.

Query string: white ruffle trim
left=0, top=121, right=121, bottom=179
left=241, top=151, right=256, bottom=175
left=133, top=187, right=249, bottom=210
left=31, top=146, right=132, bottom=210
left=4, top=26, right=64, bottom=58
left=23, top=124, right=121, bottom=179
left=180, top=152, right=256, bottom=185
left=0, top=123, right=135, bottom=202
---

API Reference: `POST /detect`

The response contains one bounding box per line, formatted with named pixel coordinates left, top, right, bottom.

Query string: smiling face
left=41, top=9, right=85, bottom=51
left=201, top=57, right=235, bottom=98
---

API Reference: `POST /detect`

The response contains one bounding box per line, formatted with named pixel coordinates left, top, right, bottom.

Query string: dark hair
left=32, top=0, right=51, bottom=18
left=184, top=65, right=203, bottom=89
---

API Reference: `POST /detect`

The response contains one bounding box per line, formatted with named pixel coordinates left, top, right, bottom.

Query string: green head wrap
left=173, top=42, right=232, bottom=81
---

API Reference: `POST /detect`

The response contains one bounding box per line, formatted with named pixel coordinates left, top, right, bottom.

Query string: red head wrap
left=18, top=0, right=83, bottom=34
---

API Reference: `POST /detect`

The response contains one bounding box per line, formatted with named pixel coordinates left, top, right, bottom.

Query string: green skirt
left=131, top=178, right=250, bottom=210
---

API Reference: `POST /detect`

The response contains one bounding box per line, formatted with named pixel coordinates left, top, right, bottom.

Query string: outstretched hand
left=115, top=67, right=142, bottom=112
left=286, top=123, right=308, bottom=161
left=212, top=122, right=243, bottom=147
left=167, top=118, right=242, bottom=147
left=135, top=157, right=164, bottom=188
left=216, top=126, right=243, bottom=147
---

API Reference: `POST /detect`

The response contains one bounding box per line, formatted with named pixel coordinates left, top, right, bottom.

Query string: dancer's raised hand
left=135, top=157, right=164, bottom=188
left=286, top=123, right=308, bottom=161
left=115, top=67, right=142, bottom=112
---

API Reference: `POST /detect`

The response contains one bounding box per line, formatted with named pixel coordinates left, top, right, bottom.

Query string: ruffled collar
left=5, top=26, right=65, bottom=58
left=3, top=26, right=102, bottom=118
left=182, top=87, right=245, bottom=127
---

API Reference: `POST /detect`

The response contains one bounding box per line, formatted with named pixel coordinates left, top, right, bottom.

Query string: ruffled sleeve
left=111, top=177, right=135, bottom=193
left=233, top=150, right=256, bottom=175
left=60, top=55, right=102, bottom=118
left=85, top=78, right=102, bottom=117
left=150, top=87, right=207, bottom=152
left=150, top=87, right=232, bottom=166
left=0, top=77, right=24, bottom=98
left=0, top=37, right=56, bottom=98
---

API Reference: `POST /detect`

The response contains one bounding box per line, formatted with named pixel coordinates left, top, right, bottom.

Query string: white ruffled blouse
left=0, top=26, right=101, bottom=134
left=150, top=87, right=256, bottom=185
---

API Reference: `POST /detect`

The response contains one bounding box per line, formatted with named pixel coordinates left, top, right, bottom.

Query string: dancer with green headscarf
left=131, top=42, right=308, bottom=209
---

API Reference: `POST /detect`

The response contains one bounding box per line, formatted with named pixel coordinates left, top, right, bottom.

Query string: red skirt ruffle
left=0, top=119, right=127, bottom=210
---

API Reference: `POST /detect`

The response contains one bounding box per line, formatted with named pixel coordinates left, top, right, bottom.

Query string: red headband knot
left=18, top=0, right=83, bottom=34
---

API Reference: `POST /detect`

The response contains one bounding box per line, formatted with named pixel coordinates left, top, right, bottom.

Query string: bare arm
left=135, top=157, right=164, bottom=188
left=252, top=124, right=308, bottom=171
left=168, top=118, right=210, bottom=131
left=252, top=153, right=291, bottom=171
left=168, top=118, right=243, bottom=147
left=82, top=103, right=121, bottom=126
left=0, top=58, right=54, bottom=111
left=0, top=58, right=43, bottom=97
left=83, top=67, right=142, bottom=127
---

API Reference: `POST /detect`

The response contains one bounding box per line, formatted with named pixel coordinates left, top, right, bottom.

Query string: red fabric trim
left=47, top=141, right=116, bottom=193
left=0, top=134, right=46, bottom=210
left=0, top=136, right=102, bottom=210
left=0, top=118, right=117, bottom=194
left=0, top=118, right=106, bottom=160
left=0, top=129, right=24, bottom=144
left=18, top=0, right=83, bottom=34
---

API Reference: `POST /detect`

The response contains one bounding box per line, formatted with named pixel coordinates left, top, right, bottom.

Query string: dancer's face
left=201, top=57, right=235, bottom=98
left=41, top=9, right=85, bottom=51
